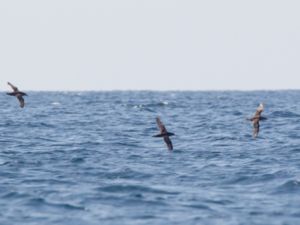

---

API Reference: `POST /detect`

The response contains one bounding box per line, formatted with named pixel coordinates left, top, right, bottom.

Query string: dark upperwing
left=7, top=82, right=19, bottom=92
left=253, top=119, right=260, bottom=138
left=163, top=136, right=173, bottom=150
left=253, top=104, right=264, bottom=118
left=17, top=94, right=25, bottom=108
left=248, top=104, right=264, bottom=121
left=156, top=117, right=167, bottom=134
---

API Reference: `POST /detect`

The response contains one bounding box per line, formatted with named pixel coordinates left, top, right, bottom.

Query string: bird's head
left=257, top=103, right=264, bottom=111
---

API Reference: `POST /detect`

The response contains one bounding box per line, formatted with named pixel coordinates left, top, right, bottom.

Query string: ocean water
left=1, top=91, right=300, bottom=225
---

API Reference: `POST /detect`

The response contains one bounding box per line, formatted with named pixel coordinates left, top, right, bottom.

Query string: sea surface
left=1, top=91, right=300, bottom=225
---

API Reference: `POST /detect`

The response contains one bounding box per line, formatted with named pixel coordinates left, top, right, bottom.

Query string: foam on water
left=1, top=91, right=300, bottom=225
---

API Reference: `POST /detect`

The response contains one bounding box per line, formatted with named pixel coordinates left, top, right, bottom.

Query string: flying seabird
left=248, top=103, right=267, bottom=138
left=153, top=117, right=174, bottom=150
left=6, top=82, right=27, bottom=108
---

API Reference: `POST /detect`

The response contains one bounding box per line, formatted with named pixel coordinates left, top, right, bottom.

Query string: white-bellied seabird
left=6, top=82, right=27, bottom=108
left=153, top=117, right=174, bottom=150
left=248, top=103, right=266, bottom=138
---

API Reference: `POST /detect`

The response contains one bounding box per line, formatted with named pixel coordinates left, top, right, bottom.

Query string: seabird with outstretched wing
left=6, top=82, right=27, bottom=108
left=248, top=103, right=266, bottom=138
left=153, top=117, right=174, bottom=150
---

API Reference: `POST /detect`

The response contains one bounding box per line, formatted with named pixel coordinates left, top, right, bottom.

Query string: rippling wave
left=1, top=91, right=300, bottom=225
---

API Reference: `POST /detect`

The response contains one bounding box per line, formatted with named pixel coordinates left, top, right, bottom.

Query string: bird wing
left=254, top=104, right=264, bottom=117
left=253, top=119, right=260, bottom=138
left=17, top=94, right=25, bottom=108
left=163, top=136, right=173, bottom=150
left=7, top=82, right=19, bottom=92
left=156, top=117, right=167, bottom=133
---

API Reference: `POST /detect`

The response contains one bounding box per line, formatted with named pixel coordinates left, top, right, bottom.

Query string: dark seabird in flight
left=248, top=103, right=266, bottom=138
left=6, top=82, right=27, bottom=108
left=153, top=117, right=174, bottom=150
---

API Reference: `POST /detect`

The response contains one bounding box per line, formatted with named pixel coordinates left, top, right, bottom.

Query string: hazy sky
left=0, top=0, right=299, bottom=91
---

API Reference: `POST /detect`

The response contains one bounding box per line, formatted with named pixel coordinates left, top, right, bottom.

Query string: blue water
left=1, top=91, right=300, bottom=225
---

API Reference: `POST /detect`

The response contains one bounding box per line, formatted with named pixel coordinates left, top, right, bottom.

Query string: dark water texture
left=1, top=91, right=300, bottom=225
